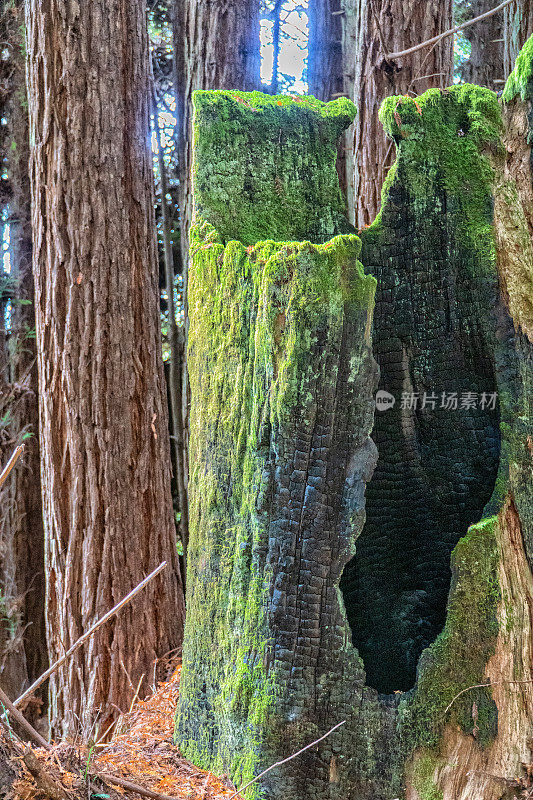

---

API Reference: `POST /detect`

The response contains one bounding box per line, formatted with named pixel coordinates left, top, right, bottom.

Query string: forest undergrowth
left=7, top=659, right=239, bottom=800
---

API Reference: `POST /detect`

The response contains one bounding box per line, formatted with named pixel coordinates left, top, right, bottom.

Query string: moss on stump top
left=192, top=89, right=356, bottom=246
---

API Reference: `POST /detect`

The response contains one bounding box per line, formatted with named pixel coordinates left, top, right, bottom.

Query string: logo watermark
left=375, top=390, right=396, bottom=411
left=375, top=390, right=498, bottom=412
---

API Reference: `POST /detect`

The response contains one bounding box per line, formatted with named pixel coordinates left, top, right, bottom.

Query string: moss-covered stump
left=177, top=78, right=533, bottom=800
left=176, top=92, right=392, bottom=800
left=191, top=90, right=356, bottom=245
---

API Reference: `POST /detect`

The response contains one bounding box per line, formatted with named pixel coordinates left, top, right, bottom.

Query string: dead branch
left=0, top=445, right=24, bottom=489
left=228, top=720, right=346, bottom=800
left=386, top=0, right=513, bottom=60
left=15, top=561, right=168, bottom=707
left=96, top=771, right=182, bottom=800
left=0, top=697, right=180, bottom=800
left=22, top=746, right=72, bottom=800
left=0, top=685, right=50, bottom=750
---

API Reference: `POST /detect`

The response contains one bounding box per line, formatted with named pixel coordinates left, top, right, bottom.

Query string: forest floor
left=92, top=662, right=237, bottom=800
left=12, top=663, right=240, bottom=800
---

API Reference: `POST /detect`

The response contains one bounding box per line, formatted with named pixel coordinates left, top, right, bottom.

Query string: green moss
left=375, top=85, right=502, bottom=277
left=399, top=516, right=500, bottom=751
left=502, top=33, right=533, bottom=102
left=192, top=90, right=356, bottom=246
left=410, top=752, right=444, bottom=800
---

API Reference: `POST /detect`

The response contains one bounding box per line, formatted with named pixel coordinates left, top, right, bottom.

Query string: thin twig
left=0, top=445, right=24, bottom=489
left=128, top=673, right=145, bottom=714
left=443, top=678, right=533, bottom=718
left=15, top=562, right=168, bottom=707
left=409, top=72, right=446, bottom=83
left=228, top=720, right=346, bottom=800
left=386, top=0, right=513, bottom=60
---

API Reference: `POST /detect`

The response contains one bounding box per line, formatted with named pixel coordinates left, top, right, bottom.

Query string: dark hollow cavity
left=340, top=181, right=501, bottom=694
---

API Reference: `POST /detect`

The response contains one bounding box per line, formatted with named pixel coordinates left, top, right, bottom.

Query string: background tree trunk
left=170, top=0, right=262, bottom=564
left=352, top=0, right=453, bottom=229
left=307, top=0, right=356, bottom=205
left=457, top=0, right=504, bottom=90
left=0, top=0, right=47, bottom=704
left=172, top=0, right=261, bottom=276
left=503, top=0, right=533, bottom=78
left=25, top=0, right=185, bottom=738
left=307, top=0, right=344, bottom=103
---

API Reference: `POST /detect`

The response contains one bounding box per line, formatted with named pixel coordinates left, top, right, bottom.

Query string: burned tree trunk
left=176, top=38, right=533, bottom=799
left=353, top=0, right=453, bottom=229
left=175, top=92, right=386, bottom=798
left=25, top=0, right=185, bottom=737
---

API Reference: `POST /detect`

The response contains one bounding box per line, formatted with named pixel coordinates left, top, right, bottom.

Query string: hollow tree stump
left=177, top=52, right=533, bottom=800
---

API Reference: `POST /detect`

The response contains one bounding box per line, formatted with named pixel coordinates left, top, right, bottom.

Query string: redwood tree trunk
left=0, top=0, right=47, bottom=701
left=457, top=0, right=504, bottom=90
left=171, top=0, right=261, bottom=559
left=504, top=0, right=533, bottom=77
left=307, top=0, right=345, bottom=102
left=172, top=0, right=261, bottom=270
left=352, top=0, right=453, bottom=229
left=25, top=0, right=185, bottom=738
left=307, top=0, right=356, bottom=204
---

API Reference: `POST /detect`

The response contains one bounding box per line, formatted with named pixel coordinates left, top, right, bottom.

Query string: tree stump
left=177, top=43, right=533, bottom=798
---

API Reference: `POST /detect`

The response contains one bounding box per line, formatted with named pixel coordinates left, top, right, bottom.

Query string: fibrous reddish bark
left=307, top=0, right=356, bottom=205
left=170, top=0, right=261, bottom=560
left=307, top=0, right=344, bottom=103
left=172, top=0, right=261, bottom=268
left=25, top=0, right=185, bottom=737
left=352, top=0, right=453, bottom=228
left=0, top=0, right=46, bottom=700
left=504, top=0, right=533, bottom=78
left=457, top=0, right=505, bottom=91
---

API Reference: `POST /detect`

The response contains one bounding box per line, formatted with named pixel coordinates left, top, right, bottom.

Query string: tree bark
left=503, top=0, right=533, bottom=78
left=175, top=91, right=380, bottom=799
left=172, top=0, right=261, bottom=271
left=307, top=0, right=356, bottom=205
left=352, top=0, right=453, bottom=229
left=25, top=0, right=185, bottom=738
left=308, top=0, right=345, bottom=103
left=177, top=74, right=533, bottom=799
left=0, top=0, right=47, bottom=702
left=457, top=0, right=505, bottom=90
